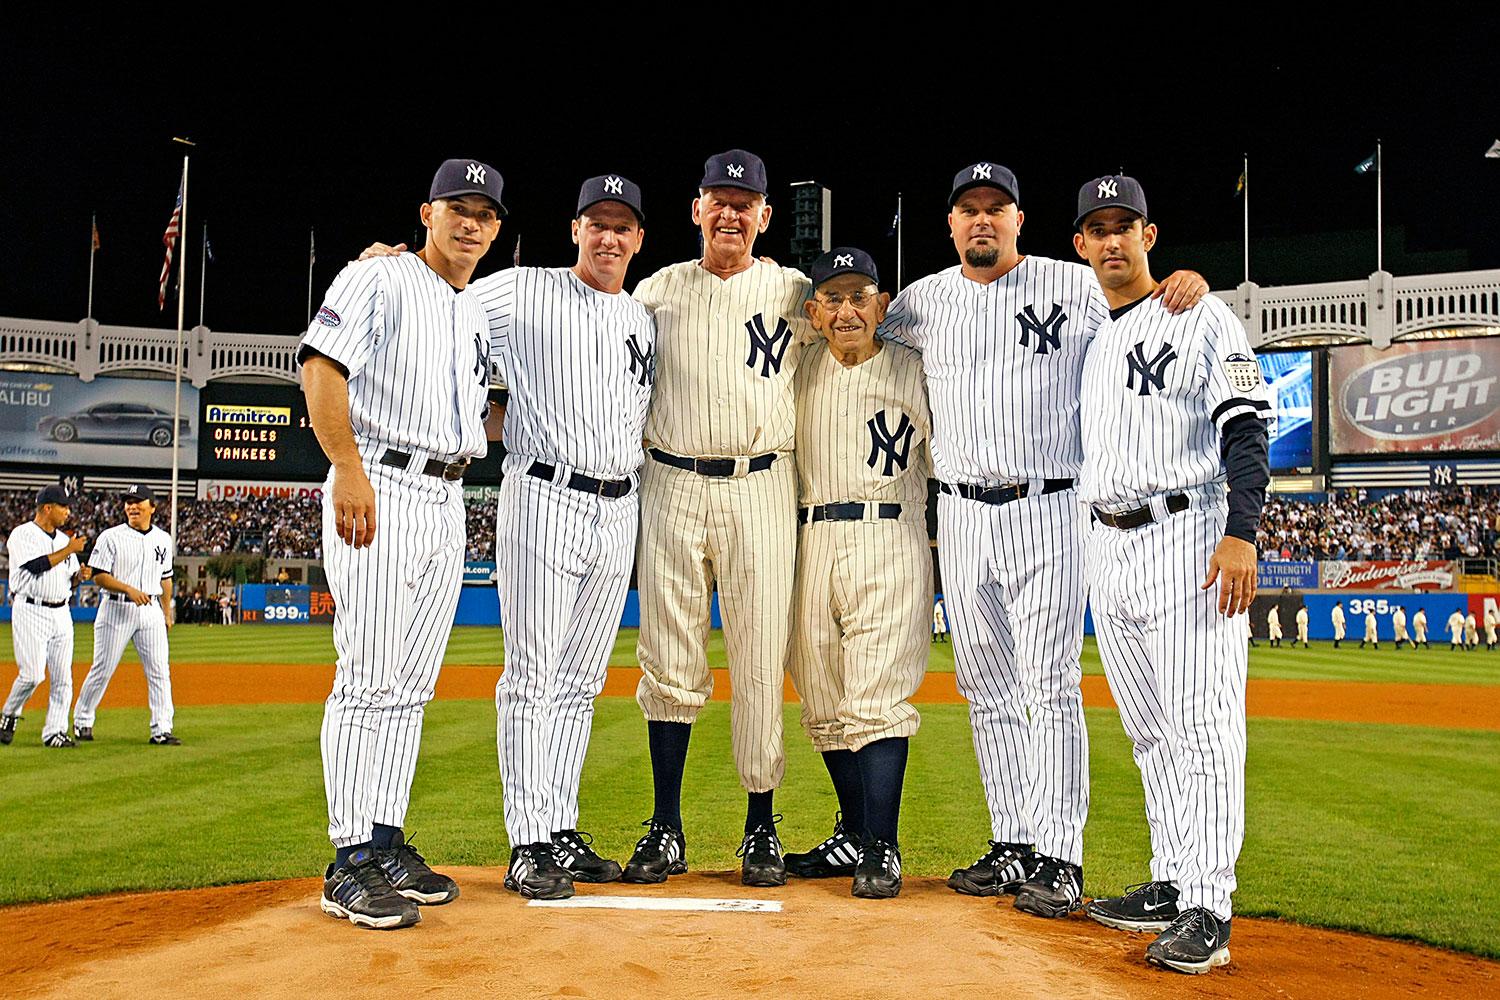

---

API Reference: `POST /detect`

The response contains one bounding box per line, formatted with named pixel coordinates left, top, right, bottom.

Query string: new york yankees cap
left=700, top=149, right=768, bottom=195
left=810, top=247, right=880, bottom=290
left=949, top=161, right=1020, bottom=206
left=577, top=174, right=645, bottom=224
left=1075, top=174, right=1148, bottom=229
left=430, top=158, right=509, bottom=216
left=122, top=484, right=156, bottom=504
left=35, top=484, right=71, bottom=507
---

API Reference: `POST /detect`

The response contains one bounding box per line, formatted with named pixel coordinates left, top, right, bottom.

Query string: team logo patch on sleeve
left=315, top=306, right=341, bottom=328
left=1223, top=353, right=1263, bottom=393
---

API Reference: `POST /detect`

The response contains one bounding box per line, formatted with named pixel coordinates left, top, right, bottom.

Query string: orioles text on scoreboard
left=207, top=404, right=291, bottom=445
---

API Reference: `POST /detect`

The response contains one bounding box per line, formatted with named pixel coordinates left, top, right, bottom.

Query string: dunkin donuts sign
left=1331, top=339, right=1500, bottom=454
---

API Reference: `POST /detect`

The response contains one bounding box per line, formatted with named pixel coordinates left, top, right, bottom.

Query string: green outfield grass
left=4, top=624, right=1497, bottom=686
left=0, top=699, right=1496, bottom=956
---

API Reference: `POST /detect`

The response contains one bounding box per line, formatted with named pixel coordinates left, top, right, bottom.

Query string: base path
left=6, top=871, right=1494, bottom=999
left=20, top=663, right=1500, bottom=730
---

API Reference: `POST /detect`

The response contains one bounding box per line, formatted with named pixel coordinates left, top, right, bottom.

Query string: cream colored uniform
left=1414, top=609, right=1428, bottom=644
left=1364, top=611, right=1379, bottom=644
left=1485, top=608, right=1497, bottom=646
left=1393, top=607, right=1409, bottom=645
left=633, top=259, right=812, bottom=791
left=1332, top=604, right=1346, bottom=641
left=790, top=339, right=931, bottom=753
left=1465, top=613, right=1479, bottom=647
left=1296, top=607, right=1309, bottom=645
left=1267, top=606, right=1282, bottom=642
left=1448, top=611, right=1465, bottom=645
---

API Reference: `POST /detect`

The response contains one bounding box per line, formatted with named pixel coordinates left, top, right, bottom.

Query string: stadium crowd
left=1258, top=487, right=1500, bottom=562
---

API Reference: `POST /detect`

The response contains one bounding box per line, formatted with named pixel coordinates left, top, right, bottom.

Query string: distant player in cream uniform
left=1485, top=607, right=1497, bottom=651
left=0, top=484, right=83, bottom=748
left=1392, top=606, right=1409, bottom=649
left=625, top=150, right=813, bottom=889
left=1331, top=601, right=1347, bottom=648
left=780, top=249, right=931, bottom=900
left=1413, top=608, right=1429, bottom=648
left=1295, top=605, right=1309, bottom=648
left=933, top=598, right=949, bottom=643
left=72, top=484, right=176, bottom=744
left=1362, top=610, right=1379, bottom=649
left=1448, top=610, right=1466, bottom=649
left=1266, top=606, right=1282, bottom=646
left=1465, top=612, right=1479, bottom=649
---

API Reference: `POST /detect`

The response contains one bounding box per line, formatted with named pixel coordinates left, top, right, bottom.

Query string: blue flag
left=1354, top=151, right=1377, bottom=175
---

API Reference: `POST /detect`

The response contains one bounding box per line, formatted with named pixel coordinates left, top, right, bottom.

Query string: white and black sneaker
left=73, top=725, right=93, bottom=742
left=505, top=843, right=574, bottom=900
left=851, top=839, right=902, bottom=899
left=43, top=732, right=77, bottom=748
left=321, top=848, right=421, bottom=930
left=1013, top=855, right=1083, bottom=918
left=737, top=818, right=787, bottom=887
left=0, top=714, right=17, bottom=746
left=1146, top=906, right=1232, bottom=974
left=947, top=840, right=1034, bottom=897
left=552, top=829, right=622, bottom=883
left=620, top=819, right=688, bottom=884
left=376, top=834, right=460, bottom=905
left=1086, top=880, right=1180, bottom=932
left=785, top=815, right=861, bottom=879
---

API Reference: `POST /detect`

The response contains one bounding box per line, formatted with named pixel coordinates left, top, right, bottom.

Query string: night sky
left=3, top=22, right=1497, bottom=336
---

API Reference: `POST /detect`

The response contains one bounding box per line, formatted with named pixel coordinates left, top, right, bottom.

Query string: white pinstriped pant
left=495, top=467, right=637, bottom=846
left=74, top=599, right=173, bottom=735
left=3, top=603, right=74, bottom=739
left=1084, top=498, right=1247, bottom=920
left=937, top=487, right=1089, bottom=864
left=320, top=463, right=465, bottom=848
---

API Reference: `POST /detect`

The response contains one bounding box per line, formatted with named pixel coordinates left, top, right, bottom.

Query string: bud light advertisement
left=1330, top=338, right=1500, bottom=454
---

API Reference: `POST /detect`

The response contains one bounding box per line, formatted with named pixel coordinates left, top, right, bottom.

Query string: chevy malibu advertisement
left=0, top=374, right=198, bottom=469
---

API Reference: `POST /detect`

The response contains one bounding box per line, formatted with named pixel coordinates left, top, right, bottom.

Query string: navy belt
left=1091, top=493, right=1190, bottom=530
left=799, top=502, right=904, bottom=524
left=939, top=478, right=1073, bottom=505
left=528, top=462, right=632, bottom=499
left=21, top=597, right=66, bottom=608
left=649, top=448, right=777, bottom=478
left=380, top=448, right=468, bottom=482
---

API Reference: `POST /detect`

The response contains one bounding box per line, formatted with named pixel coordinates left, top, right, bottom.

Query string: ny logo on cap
left=1097, top=178, right=1119, bottom=198
left=972, top=163, right=993, bottom=180
left=727, top=164, right=745, bottom=178
left=466, top=163, right=486, bottom=184
left=834, top=253, right=854, bottom=268
left=604, top=176, right=623, bottom=195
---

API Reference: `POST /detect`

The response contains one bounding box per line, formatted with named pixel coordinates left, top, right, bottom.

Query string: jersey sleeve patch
left=315, top=305, right=341, bottom=327
left=1223, top=353, right=1263, bottom=393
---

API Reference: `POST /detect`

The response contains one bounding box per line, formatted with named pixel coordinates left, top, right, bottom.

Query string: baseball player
left=1414, top=607, right=1429, bottom=648
left=1485, top=607, right=1497, bottom=651
left=1448, top=609, right=1466, bottom=650
left=71, top=485, right=177, bottom=744
left=0, top=485, right=83, bottom=748
left=779, top=248, right=931, bottom=900
left=1392, top=606, right=1409, bottom=649
left=1295, top=604, right=1309, bottom=648
left=1070, top=175, right=1269, bottom=974
left=933, top=597, right=949, bottom=643
left=1331, top=601, right=1346, bottom=648
left=300, top=159, right=503, bottom=930
left=879, top=161, right=1208, bottom=918
left=624, top=150, right=813, bottom=888
left=1267, top=605, right=1282, bottom=647
left=1465, top=611, right=1480, bottom=650
left=1362, top=609, right=1379, bottom=649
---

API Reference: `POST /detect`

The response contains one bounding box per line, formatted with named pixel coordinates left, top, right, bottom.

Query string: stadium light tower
left=789, top=181, right=832, bottom=272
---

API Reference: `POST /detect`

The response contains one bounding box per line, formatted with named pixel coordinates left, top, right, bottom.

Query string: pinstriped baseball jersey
left=299, top=254, right=492, bottom=460
left=1078, top=294, right=1271, bottom=508
left=634, top=259, right=812, bottom=457
left=88, top=523, right=174, bottom=594
left=6, top=522, right=79, bottom=601
left=475, top=267, right=655, bottom=478
left=794, top=340, right=931, bottom=508
left=880, top=257, right=1107, bottom=482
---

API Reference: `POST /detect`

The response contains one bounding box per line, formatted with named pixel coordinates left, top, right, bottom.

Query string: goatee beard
left=965, top=246, right=1000, bottom=269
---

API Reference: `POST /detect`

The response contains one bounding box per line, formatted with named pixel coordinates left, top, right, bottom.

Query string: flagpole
left=170, top=154, right=190, bottom=551
left=1375, top=139, right=1384, bottom=273
left=198, top=222, right=208, bottom=328
left=306, top=228, right=316, bottom=323
left=87, top=213, right=98, bottom=321
left=1241, top=154, right=1250, bottom=285
left=896, top=192, right=904, bottom=293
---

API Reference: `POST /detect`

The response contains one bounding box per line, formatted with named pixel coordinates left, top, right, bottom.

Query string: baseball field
left=3, top=624, right=1497, bottom=998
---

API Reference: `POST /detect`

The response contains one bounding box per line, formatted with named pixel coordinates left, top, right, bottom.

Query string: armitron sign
left=1320, top=560, right=1458, bottom=591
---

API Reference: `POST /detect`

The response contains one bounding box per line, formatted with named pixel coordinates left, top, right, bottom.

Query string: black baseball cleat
left=1146, top=907, right=1232, bottom=974
left=737, top=817, right=787, bottom=887
left=947, top=840, right=1034, bottom=896
left=851, top=839, right=902, bottom=899
left=149, top=732, right=183, bottom=746
left=552, top=829, right=622, bottom=883
left=73, top=725, right=93, bottom=742
left=43, top=732, right=77, bottom=748
left=504, top=843, right=574, bottom=900
left=321, top=848, right=421, bottom=930
left=784, top=815, right=860, bottom=879
left=1014, top=855, right=1084, bottom=918
left=0, top=714, right=18, bottom=746
left=376, top=833, right=460, bottom=905
left=1086, top=880, right=1181, bottom=932
left=620, top=819, right=688, bottom=884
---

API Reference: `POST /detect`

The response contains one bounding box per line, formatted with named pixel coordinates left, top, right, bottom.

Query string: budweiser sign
left=1320, top=560, right=1457, bottom=591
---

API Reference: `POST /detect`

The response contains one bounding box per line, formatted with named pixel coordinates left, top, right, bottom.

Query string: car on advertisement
left=37, top=402, right=192, bottom=447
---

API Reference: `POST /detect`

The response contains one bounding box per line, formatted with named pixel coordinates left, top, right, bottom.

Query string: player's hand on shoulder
left=357, top=242, right=407, bottom=262
left=1201, top=535, right=1257, bottom=617
left=332, top=462, right=378, bottom=548
left=1152, top=270, right=1210, bottom=314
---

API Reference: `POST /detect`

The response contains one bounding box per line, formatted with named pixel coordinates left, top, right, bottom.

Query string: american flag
left=157, top=171, right=185, bottom=309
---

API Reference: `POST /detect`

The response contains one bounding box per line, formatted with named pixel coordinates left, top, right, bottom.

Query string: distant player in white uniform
left=1485, top=607, right=1498, bottom=651
left=779, top=249, right=931, bottom=900
left=1392, top=606, right=1409, bottom=649
left=625, top=150, right=813, bottom=889
left=1266, top=606, right=1282, bottom=647
left=479, top=175, right=654, bottom=900
left=72, top=485, right=176, bottom=744
left=1448, top=610, right=1466, bottom=650
left=1295, top=604, right=1309, bottom=648
left=933, top=598, right=949, bottom=643
left=0, top=485, right=83, bottom=748
left=1413, top=607, right=1429, bottom=648
left=1331, top=601, right=1347, bottom=648
left=1070, top=175, right=1269, bottom=975
left=1362, top=610, right=1379, bottom=649
left=1465, top=612, right=1480, bottom=650
left=880, top=161, right=1208, bottom=919
left=301, top=159, right=503, bottom=931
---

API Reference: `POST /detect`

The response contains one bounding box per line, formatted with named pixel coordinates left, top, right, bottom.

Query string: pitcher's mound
left=8, top=870, right=1496, bottom=998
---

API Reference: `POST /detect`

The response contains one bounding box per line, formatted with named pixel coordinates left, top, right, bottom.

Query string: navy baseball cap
left=1075, top=174, right=1149, bottom=229
left=429, top=158, right=508, bottom=216
left=810, top=247, right=880, bottom=290
left=35, top=484, right=71, bottom=507
left=577, top=174, right=645, bottom=224
left=949, top=162, right=1020, bottom=206
left=699, top=149, right=768, bottom=195
left=122, top=484, right=155, bottom=504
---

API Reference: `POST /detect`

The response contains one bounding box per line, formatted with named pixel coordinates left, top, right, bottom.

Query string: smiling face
left=948, top=187, right=1023, bottom=271
left=125, top=498, right=155, bottom=531
left=692, top=186, right=771, bottom=268
left=804, top=273, right=889, bottom=356
left=1072, top=207, right=1157, bottom=296
left=572, top=200, right=644, bottom=294
left=420, top=194, right=501, bottom=273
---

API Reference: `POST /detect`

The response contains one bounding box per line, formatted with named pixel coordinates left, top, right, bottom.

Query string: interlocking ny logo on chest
left=867, top=409, right=915, bottom=475
left=626, top=334, right=651, bottom=387
left=1126, top=341, right=1178, bottom=395
left=745, top=314, right=793, bottom=377
left=1015, top=303, right=1066, bottom=355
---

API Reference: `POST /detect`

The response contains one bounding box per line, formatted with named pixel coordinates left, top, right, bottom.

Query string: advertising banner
left=197, top=479, right=326, bottom=502
left=0, top=373, right=198, bottom=469
left=1298, top=593, right=1471, bottom=641
left=1319, top=560, right=1458, bottom=591
left=1256, top=561, right=1319, bottom=590
left=464, top=561, right=496, bottom=585
left=1329, top=338, right=1500, bottom=454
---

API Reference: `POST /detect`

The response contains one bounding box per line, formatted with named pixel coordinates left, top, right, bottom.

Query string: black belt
left=939, top=478, right=1073, bottom=505
left=1091, top=493, right=1190, bottom=530
left=21, top=597, right=66, bottom=608
left=799, top=502, right=904, bottom=524
left=649, top=448, right=777, bottom=478
left=527, top=462, right=632, bottom=499
left=380, top=448, right=468, bottom=482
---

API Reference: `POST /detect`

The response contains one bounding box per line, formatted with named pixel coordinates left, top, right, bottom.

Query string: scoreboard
left=197, top=383, right=329, bottom=479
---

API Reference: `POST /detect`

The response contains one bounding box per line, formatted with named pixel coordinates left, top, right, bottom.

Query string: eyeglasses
left=814, top=289, right=879, bottom=310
